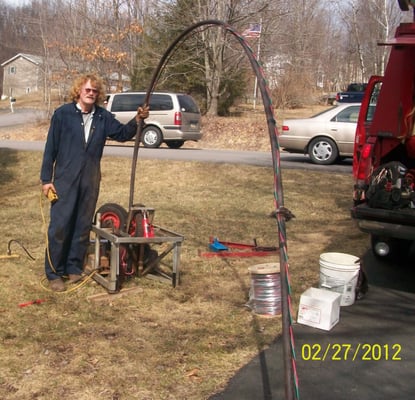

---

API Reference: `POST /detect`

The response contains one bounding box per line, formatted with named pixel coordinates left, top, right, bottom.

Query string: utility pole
left=253, top=19, right=262, bottom=109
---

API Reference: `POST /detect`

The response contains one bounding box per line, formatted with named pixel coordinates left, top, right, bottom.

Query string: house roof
left=1, top=53, right=43, bottom=67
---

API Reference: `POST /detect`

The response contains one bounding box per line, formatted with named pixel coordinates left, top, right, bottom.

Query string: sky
left=3, top=0, right=29, bottom=6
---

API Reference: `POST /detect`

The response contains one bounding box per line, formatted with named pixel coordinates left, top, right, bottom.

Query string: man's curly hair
left=69, top=73, right=107, bottom=105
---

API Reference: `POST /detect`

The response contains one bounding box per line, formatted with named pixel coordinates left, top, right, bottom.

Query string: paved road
left=0, top=108, right=352, bottom=173
left=0, top=139, right=353, bottom=173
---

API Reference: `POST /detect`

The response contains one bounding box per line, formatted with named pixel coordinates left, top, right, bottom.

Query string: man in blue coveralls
left=40, top=73, right=149, bottom=292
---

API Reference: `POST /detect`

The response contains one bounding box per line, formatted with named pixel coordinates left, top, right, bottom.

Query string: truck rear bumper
left=351, top=204, right=415, bottom=240
left=355, top=219, right=415, bottom=239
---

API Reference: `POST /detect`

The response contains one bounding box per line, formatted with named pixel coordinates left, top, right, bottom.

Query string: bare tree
left=333, top=0, right=401, bottom=86
left=1, top=0, right=405, bottom=110
left=366, top=0, right=402, bottom=75
left=196, top=0, right=231, bottom=115
left=266, top=0, right=337, bottom=107
left=135, top=0, right=272, bottom=115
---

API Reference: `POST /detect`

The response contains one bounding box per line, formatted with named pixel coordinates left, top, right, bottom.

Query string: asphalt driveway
left=210, top=249, right=415, bottom=400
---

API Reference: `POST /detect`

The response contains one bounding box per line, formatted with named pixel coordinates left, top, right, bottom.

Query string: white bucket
left=319, top=252, right=360, bottom=306
left=248, top=263, right=281, bottom=317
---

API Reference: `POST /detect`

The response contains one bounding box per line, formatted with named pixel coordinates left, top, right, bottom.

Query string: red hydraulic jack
left=199, top=237, right=279, bottom=258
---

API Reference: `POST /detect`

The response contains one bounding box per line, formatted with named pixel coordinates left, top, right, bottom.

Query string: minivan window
left=111, top=94, right=145, bottom=112
left=110, top=93, right=174, bottom=112
left=150, top=94, right=174, bottom=111
left=178, top=94, right=199, bottom=113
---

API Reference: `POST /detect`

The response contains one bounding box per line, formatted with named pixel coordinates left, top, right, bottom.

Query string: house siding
left=1, top=52, right=131, bottom=99
left=2, top=55, right=43, bottom=97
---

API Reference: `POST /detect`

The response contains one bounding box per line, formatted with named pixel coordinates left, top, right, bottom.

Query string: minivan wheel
left=308, top=137, right=338, bottom=165
left=142, top=126, right=163, bottom=148
left=166, top=140, right=185, bottom=149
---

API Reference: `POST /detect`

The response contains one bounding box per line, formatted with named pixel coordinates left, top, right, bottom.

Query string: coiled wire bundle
left=248, top=263, right=281, bottom=316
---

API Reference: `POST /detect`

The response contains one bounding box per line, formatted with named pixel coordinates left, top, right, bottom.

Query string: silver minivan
left=105, top=92, right=202, bottom=148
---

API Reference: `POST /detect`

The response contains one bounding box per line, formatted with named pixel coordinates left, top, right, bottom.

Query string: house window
left=9, top=66, right=16, bottom=74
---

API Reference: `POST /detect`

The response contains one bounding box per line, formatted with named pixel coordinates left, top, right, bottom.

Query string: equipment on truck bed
left=351, top=2, right=415, bottom=260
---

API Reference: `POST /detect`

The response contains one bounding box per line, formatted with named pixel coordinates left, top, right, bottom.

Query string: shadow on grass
left=0, top=148, right=18, bottom=186
left=209, top=257, right=281, bottom=400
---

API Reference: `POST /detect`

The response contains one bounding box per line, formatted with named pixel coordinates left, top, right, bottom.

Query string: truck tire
left=308, top=137, right=338, bottom=165
left=142, top=126, right=163, bottom=148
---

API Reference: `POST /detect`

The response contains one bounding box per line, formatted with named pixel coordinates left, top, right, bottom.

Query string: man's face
left=79, top=79, right=98, bottom=109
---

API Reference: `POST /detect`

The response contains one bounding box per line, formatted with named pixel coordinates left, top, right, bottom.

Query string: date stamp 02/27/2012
left=300, top=343, right=403, bottom=362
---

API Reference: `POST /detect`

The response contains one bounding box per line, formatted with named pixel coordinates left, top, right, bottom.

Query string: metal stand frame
left=90, top=223, right=184, bottom=293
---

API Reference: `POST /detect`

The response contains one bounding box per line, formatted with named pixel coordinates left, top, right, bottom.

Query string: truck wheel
left=371, top=235, right=412, bottom=261
left=142, top=126, right=163, bottom=148
left=308, top=137, right=338, bottom=165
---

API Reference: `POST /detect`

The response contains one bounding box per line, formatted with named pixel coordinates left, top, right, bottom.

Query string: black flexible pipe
left=127, top=20, right=297, bottom=399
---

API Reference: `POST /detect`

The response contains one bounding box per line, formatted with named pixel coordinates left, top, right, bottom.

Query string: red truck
left=351, top=13, right=415, bottom=260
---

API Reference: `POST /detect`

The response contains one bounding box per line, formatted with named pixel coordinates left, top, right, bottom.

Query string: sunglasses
left=84, top=88, right=98, bottom=94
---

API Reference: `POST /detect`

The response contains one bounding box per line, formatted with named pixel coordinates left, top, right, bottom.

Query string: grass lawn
left=0, top=147, right=368, bottom=399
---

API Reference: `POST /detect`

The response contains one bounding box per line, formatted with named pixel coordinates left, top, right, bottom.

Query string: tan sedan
left=279, top=103, right=360, bottom=165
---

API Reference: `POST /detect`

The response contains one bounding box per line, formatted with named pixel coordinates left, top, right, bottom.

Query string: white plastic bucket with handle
left=319, top=252, right=360, bottom=306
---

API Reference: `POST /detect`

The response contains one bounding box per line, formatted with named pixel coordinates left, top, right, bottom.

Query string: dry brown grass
left=0, top=102, right=368, bottom=399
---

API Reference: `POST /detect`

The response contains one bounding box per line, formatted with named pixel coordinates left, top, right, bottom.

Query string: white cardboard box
left=297, top=287, right=341, bottom=331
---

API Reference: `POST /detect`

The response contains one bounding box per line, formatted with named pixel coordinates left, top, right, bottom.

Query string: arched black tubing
left=128, top=20, right=296, bottom=400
